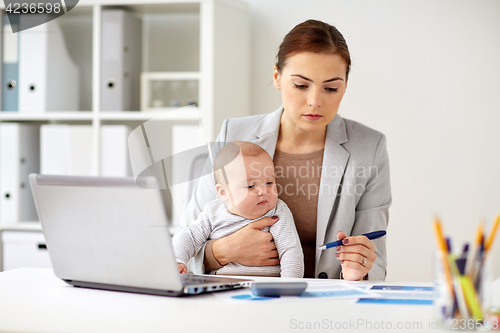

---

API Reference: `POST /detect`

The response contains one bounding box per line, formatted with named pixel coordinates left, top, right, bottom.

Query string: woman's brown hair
left=275, top=19, right=351, bottom=81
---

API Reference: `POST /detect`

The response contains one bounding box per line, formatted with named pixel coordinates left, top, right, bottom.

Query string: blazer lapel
left=316, top=115, right=350, bottom=268
left=251, top=106, right=283, bottom=158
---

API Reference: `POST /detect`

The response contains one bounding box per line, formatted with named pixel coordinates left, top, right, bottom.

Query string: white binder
left=101, top=9, right=142, bottom=111
left=40, top=124, right=131, bottom=176
left=0, top=123, right=40, bottom=222
left=101, top=125, right=132, bottom=176
left=40, top=124, right=70, bottom=175
left=18, top=17, right=79, bottom=113
left=170, top=125, right=206, bottom=225
left=41, top=124, right=93, bottom=176
left=1, top=13, right=20, bottom=112
left=68, top=126, right=93, bottom=176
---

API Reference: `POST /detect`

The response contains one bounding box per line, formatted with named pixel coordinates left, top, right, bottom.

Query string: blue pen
left=318, top=230, right=387, bottom=250
left=446, top=237, right=452, bottom=253
left=461, top=243, right=469, bottom=258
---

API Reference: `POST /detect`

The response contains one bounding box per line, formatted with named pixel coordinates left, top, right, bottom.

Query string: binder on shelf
left=1, top=13, right=20, bottom=112
left=40, top=124, right=132, bottom=176
left=101, top=125, right=132, bottom=177
left=68, top=126, right=93, bottom=176
left=18, top=16, right=79, bottom=113
left=0, top=123, right=40, bottom=223
left=40, top=124, right=92, bottom=175
left=101, top=9, right=142, bottom=112
left=40, top=125, right=70, bottom=175
left=170, top=124, right=206, bottom=225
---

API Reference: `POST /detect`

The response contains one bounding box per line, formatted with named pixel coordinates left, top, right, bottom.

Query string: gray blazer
left=183, top=106, right=391, bottom=280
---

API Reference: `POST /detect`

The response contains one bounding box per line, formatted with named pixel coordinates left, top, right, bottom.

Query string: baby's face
left=225, top=154, right=278, bottom=219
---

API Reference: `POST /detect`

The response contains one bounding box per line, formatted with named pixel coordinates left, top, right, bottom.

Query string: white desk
left=0, top=268, right=452, bottom=333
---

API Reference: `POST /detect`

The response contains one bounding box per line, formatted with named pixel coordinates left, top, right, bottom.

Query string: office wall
left=244, top=0, right=500, bottom=281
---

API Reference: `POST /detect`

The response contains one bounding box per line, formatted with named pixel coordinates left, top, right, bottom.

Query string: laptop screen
left=30, top=174, right=183, bottom=292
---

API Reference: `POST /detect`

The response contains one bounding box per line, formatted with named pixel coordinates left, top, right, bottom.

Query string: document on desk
left=214, top=280, right=378, bottom=304
left=356, top=285, right=435, bottom=305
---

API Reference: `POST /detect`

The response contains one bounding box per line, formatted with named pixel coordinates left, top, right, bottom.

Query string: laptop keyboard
left=180, top=274, right=220, bottom=286
left=180, top=274, right=252, bottom=294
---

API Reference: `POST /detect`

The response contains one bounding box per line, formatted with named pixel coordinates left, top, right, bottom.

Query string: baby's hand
left=177, top=263, right=187, bottom=274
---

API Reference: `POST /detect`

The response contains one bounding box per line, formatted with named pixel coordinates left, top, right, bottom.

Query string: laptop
left=29, top=174, right=252, bottom=296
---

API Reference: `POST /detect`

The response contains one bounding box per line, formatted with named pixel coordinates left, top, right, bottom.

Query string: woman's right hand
left=212, top=216, right=280, bottom=266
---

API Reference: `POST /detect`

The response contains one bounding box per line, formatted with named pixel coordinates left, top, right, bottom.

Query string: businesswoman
left=182, top=19, right=391, bottom=281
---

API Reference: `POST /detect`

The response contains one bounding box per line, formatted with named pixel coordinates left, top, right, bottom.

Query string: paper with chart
left=356, top=285, right=435, bottom=305
left=214, top=280, right=379, bottom=304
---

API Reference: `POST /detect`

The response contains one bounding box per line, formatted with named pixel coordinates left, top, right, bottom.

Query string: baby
left=172, top=141, right=304, bottom=278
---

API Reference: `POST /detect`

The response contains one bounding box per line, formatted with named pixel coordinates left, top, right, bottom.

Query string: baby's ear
left=215, top=184, right=228, bottom=201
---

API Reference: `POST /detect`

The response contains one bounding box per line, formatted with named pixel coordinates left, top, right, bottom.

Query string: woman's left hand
left=335, top=231, right=376, bottom=281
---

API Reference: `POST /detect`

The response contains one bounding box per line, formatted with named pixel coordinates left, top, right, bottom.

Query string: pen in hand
left=318, top=230, right=387, bottom=250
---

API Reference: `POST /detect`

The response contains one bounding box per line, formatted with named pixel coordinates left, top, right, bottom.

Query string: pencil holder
left=434, top=251, right=498, bottom=330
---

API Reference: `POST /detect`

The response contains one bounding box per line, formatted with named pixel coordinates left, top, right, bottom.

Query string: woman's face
left=273, top=52, right=347, bottom=134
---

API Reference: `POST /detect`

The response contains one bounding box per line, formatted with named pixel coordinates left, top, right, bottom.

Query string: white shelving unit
left=0, top=0, right=250, bottom=270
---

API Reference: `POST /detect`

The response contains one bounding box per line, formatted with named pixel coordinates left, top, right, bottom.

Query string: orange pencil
left=475, top=222, right=484, bottom=248
left=485, top=215, right=500, bottom=252
left=467, top=221, right=484, bottom=278
left=433, top=218, right=455, bottom=298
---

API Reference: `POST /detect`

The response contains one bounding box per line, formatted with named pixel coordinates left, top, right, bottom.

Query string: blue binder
left=1, top=14, right=19, bottom=112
